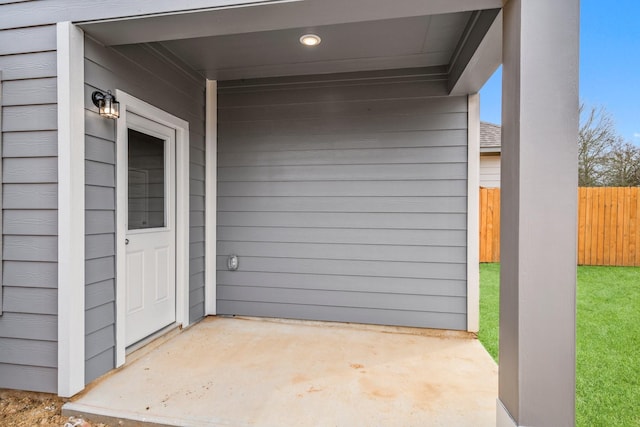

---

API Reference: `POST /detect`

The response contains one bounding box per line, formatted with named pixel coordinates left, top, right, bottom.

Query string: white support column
left=205, top=80, right=218, bottom=315
left=57, top=22, right=86, bottom=397
left=498, top=0, right=579, bottom=425
left=467, top=93, right=480, bottom=333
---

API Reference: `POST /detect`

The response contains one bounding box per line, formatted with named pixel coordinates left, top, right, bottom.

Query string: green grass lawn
left=478, top=264, right=640, bottom=427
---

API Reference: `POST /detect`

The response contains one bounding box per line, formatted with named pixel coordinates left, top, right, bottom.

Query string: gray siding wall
left=83, top=37, right=205, bottom=383
left=217, top=74, right=468, bottom=330
left=0, top=23, right=59, bottom=393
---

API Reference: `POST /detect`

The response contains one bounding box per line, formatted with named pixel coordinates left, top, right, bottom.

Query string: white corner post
left=57, top=22, right=86, bottom=397
left=205, top=80, right=217, bottom=315
left=498, top=0, right=579, bottom=426
left=467, top=93, right=480, bottom=333
left=0, top=72, right=3, bottom=317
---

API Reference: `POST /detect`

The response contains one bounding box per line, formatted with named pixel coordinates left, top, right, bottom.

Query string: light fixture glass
left=92, top=90, right=120, bottom=119
left=299, top=34, right=321, bottom=47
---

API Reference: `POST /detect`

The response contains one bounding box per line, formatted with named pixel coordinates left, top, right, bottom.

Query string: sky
left=479, top=0, right=640, bottom=145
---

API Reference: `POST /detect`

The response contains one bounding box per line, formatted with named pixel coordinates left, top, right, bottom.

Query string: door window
left=127, top=128, right=166, bottom=230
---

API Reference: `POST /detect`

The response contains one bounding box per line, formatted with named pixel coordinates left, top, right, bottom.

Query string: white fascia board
left=467, top=93, right=480, bottom=333
left=205, top=80, right=217, bottom=315
left=57, top=22, right=86, bottom=397
left=449, top=10, right=503, bottom=96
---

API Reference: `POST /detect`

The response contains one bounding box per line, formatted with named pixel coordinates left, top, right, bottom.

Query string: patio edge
left=62, top=401, right=243, bottom=427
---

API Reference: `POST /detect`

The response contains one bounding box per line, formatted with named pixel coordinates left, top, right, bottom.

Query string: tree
left=577, top=103, right=640, bottom=187
left=602, top=140, right=640, bottom=187
left=578, top=104, right=618, bottom=186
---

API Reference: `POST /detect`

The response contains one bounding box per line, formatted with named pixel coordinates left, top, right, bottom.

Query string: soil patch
left=0, top=390, right=108, bottom=427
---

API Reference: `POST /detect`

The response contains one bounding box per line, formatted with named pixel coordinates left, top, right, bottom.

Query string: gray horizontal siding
left=0, top=312, right=56, bottom=341
left=86, top=279, right=115, bottom=310
left=218, top=179, right=468, bottom=197
left=4, top=236, right=57, bottom=262
left=217, top=96, right=467, bottom=122
left=217, top=271, right=466, bottom=297
left=218, top=163, right=467, bottom=182
left=2, top=77, right=57, bottom=106
left=86, top=347, right=114, bottom=384
left=4, top=210, right=57, bottom=235
left=219, top=129, right=467, bottom=152
left=86, top=234, right=114, bottom=259
left=4, top=184, right=57, bottom=209
left=218, top=196, right=467, bottom=213
left=0, top=51, right=57, bottom=81
left=0, top=21, right=59, bottom=393
left=0, top=363, right=57, bottom=393
left=217, top=79, right=448, bottom=108
left=85, top=325, right=114, bottom=359
left=86, top=135, right=115, bottom=164
left=2, top=287, right=57, bottom=315
left=217, top=212, right=466, bottom=230
left=0, top=337, right=57, bottom=368
left=85, top=257, right=114, bottom=294
left=0, top=25, right=56, bottom=56
left=83, top=36, right=205, bottom=383
left=86, top=211, right=115, bottom=235
left=217, top=74, right=468, bottom=330
left=2, top=104, right=57, bottom=132
left=215, top=256, right=465, bottom=281
left=218, top=286, right=466, bottom=313
left=3, top=157, right=57, bottom=183
left=218, top=227, right=466, bottom=246
left=218, top=146, right=467, bottom=167
left=219, top=301, right=465, bottom=330
left=86, top=302, right=115, bottom=335
left=86, top=186, right=115, bottom=210
left=86, top=160, right=114, bottom=187
left=217, top=241, right=466, bottom=264
left=218, top=112, right=466, bottom=134
left=3, top=261, right=57, bottom=288
left=3, top=131, right=57, bottom=158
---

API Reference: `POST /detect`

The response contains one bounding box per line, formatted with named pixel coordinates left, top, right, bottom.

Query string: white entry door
left=124, top=112, right=176, bottom=346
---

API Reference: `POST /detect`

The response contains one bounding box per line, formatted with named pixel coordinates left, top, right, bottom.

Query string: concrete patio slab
left=64, top=317, right=498, bottom=427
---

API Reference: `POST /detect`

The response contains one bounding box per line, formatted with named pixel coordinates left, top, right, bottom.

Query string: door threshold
left=125, top=323, right=181, bottom=364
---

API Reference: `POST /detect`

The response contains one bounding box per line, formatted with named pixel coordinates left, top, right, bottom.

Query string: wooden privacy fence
left=479, top=187, right=640, bottom=266
left=479, top=187, right=501, bottom=263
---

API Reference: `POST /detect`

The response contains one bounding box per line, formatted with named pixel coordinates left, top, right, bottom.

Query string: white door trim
left=205, top=80, right=217, bottom=315
left=115, top=91, right=190, bottom=367
left=57, top=21, right=86, bottom=397
left=467, top=93, right=480, bottom=333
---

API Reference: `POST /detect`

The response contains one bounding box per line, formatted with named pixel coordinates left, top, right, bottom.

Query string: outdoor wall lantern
left=92, top=90, right=120, bottom=119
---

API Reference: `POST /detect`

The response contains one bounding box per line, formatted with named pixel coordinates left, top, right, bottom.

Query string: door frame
left=115, top=91, right=190, bottom=367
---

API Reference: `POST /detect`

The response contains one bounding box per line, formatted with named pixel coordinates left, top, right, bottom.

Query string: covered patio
left=64, top=317, right=498, bottom=426
left=51, top=1, right=577, bottom=426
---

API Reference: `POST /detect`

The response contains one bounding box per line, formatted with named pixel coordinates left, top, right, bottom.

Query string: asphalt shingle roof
left=480, top=122, right=501, bottom=149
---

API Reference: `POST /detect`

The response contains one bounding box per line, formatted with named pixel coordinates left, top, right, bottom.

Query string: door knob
left=125, top=239, right=129, bottom=245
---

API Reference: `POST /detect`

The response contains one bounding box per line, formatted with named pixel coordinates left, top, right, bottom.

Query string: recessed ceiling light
left=299, top=34, right=321, bottom=47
